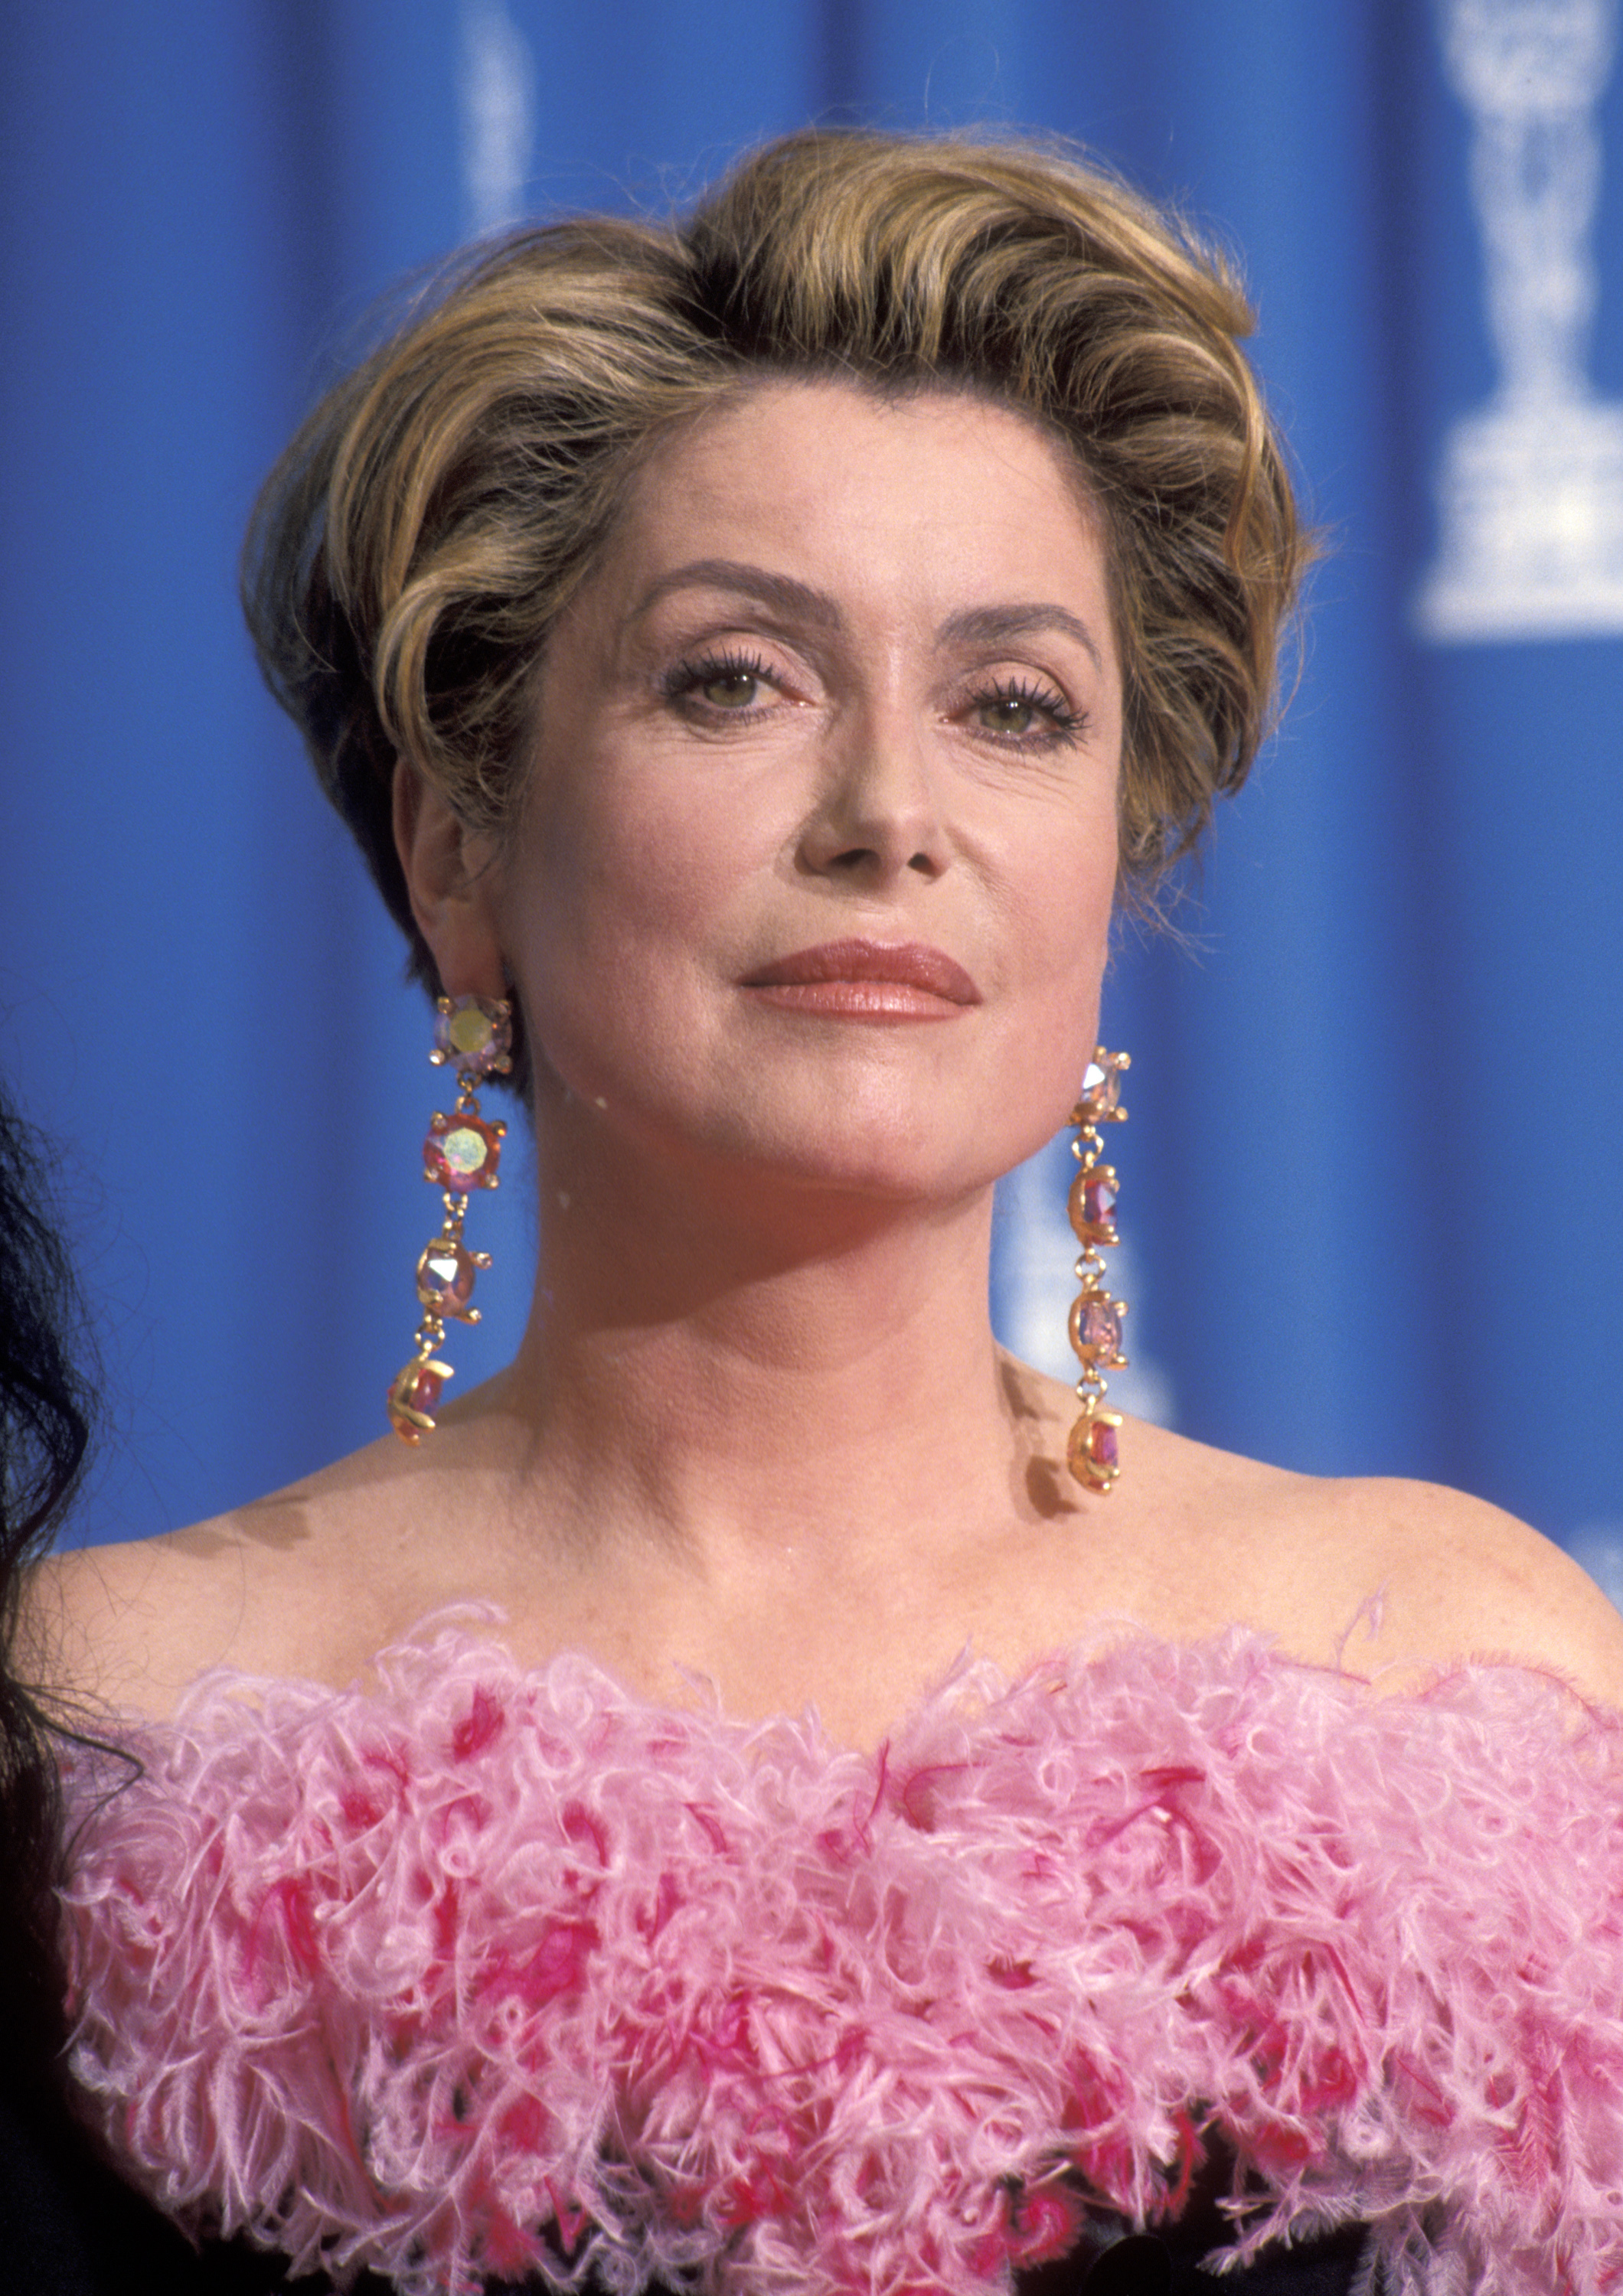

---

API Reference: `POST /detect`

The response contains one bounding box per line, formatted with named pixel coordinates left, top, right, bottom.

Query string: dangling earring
left=387, top=994, right=513, bottom=1443
left=1066, top=1047, right=1130, bottom=1493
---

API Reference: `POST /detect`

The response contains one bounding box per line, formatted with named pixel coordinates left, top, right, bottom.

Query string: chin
left=702, top=1109, right=1016, bottom=1213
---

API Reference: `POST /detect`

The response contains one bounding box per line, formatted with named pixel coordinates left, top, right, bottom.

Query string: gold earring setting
left=387, top=995, right=512, bottom=1443
left=1066, top=1047, right=1130, bottom=1493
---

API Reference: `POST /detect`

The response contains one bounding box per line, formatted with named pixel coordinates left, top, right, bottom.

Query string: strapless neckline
left=60, top=1614, right=1623, bottom=2296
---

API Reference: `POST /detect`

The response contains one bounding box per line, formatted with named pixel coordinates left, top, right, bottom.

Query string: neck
left=485, top=1121, right=1028, bottom=1573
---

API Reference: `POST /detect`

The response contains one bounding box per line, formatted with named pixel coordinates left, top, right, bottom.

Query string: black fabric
left=1015, top=2134, right=1370, bottom=2296
left=1023, top=2225, right=1367, bottom=2295
left=2, top=2075, right=1367, bottom=2296
left=0, top=2066, right=397, bottom=2296
left=0, top=2072, right=249, bottom=2295
left=1154, top=2132, right=1370, bottom=2294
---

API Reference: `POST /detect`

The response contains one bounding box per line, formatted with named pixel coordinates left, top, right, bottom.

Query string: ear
left=392, top=761, right=508, bottom=1000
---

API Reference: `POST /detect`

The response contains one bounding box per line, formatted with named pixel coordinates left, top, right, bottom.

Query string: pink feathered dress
left=57, top=1613, right=1623, bottom=2294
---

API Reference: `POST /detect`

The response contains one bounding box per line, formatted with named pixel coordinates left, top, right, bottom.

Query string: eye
left=965, top=677, right=1083, bottom=747
left=662, top=650, right=775, bottom=715
left=976, top=693, right=1044, bottom=736
left=699, top=667, right=760, bottom=709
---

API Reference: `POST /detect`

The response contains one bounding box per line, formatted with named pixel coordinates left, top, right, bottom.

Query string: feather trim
left=59, top=1616, right=1623, bottom=2295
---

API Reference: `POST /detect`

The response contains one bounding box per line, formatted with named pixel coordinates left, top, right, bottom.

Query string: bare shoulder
left=26, top=1523, right=252, bottom=1722
left=1067, top=1405, right=1623, bottom=1707
left=1288, top=1472, right=1623, bottom=1707
left=22, top=1430, right=441, bottom=1721
left=26, top=1503, right=328, bottom=1722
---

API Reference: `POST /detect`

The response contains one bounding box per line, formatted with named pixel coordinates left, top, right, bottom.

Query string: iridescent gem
left=1068, top=1163, right=1118, bottom=1244
left=424, top=1111, right=505, bottom=1189
left=1075, top=1052, right=1128, bottom=1126
left=1069, top=1293, right=1124, bottom=1365
left=1080, top=1059, right=1116, bottom=1111
left=416, top=1239, right=482, bottom=1319
left=433, top=995, right=513, bottom=1079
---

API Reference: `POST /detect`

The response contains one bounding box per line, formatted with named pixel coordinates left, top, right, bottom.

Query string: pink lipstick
left=741, top=939, right=980, bottom=1019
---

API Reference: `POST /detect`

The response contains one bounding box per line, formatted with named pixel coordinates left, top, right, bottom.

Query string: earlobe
left=392, top=761, right=508, bottom=1000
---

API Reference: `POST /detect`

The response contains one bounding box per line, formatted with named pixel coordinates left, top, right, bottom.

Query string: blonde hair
left=246, top=128, right=1308, bottom=1009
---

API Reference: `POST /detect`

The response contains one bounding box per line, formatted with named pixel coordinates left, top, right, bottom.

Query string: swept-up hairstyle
left=246, top=129, right=1307, bottom=1065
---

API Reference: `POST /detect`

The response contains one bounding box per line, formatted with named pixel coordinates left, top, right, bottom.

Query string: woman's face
left=479, top=379, right=1122, bottom=1211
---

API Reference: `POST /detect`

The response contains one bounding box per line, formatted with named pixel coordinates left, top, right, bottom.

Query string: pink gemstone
left=1066, top=1407, right=1122, bottom=1490
left=1070, top=1295, right=1122, bottom=1362
left=424, top=1113, right=503, bottom=1189
left=407, top=1365, right=443, bottom=1414
left=390, top=1362, right=444, bottom=1419
left=1084, top=1171, right=1117, bottom=1225
left=1068, top=1162, right=1120, bottom=1244
left=416, top=1241, right=478, bottom=1316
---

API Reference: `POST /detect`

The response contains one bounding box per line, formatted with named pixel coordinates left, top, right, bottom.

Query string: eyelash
left=661, top=650, right=1086, bottom=748
left=661, top=648, right=775, bottom=711
left=971, top=676, right=1085, bottom=748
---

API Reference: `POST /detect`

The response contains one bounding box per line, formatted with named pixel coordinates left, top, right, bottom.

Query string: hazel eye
left=700, top=668, right=761, bottom=709
left=662, top=650, right=777, bottom=716
left=977, top=693, right=1043, bottom=735
left=965, top=680, right=1082, bottom=746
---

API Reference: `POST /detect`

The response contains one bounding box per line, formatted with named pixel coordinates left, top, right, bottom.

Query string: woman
left=38, top=131, right=1623, bottom=2292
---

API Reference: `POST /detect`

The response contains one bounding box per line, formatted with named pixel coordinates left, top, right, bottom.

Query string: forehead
left=643, top=371, right=1095, bottom=484
left=595, top=376, right=1113, bottom=642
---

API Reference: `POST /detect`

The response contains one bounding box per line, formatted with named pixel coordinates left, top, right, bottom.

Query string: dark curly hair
left=0, top=1091, right=96, bottom=2089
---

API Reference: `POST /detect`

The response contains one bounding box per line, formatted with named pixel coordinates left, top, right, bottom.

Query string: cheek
left=1021, top=921, right=1115, bottom=1137
left=997, top=802, right=1118, bottom=1098
left=568, top=799, right=758, bottom=957
left=501, top=775, right=764, bottom=1055
left=1007, top=784, right=1118, bottom=970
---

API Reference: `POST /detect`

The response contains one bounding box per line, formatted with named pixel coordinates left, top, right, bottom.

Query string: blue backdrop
left=3, top=1, right=1620, bottom=1570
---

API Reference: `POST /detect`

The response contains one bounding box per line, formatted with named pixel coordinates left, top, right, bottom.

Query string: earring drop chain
left=1066, top=1046, right=1130, bottom=1494
left=387, top=995, right=512, bottom=1443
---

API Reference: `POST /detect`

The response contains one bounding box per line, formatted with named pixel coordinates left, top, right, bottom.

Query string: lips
left=741, top=938, right=981, bottom=1016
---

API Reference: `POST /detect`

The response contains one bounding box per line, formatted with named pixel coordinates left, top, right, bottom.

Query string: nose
left=794, top=711, right=949, bottom=886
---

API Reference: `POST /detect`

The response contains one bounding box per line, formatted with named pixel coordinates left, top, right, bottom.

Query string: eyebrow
left=939, top=602, right=1104, bottom=673
left=629, top=560, right=844, bottom=631
left=629, top=560, right=1105, bottom=672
